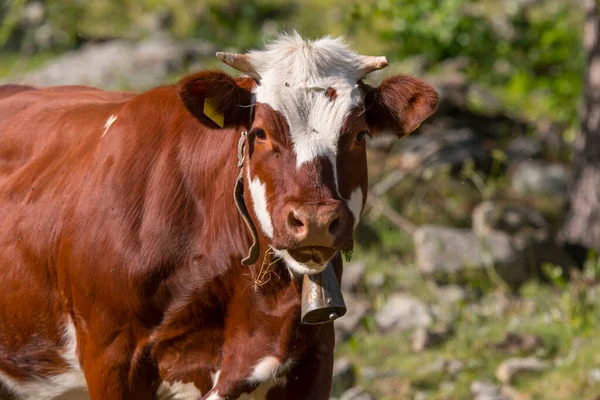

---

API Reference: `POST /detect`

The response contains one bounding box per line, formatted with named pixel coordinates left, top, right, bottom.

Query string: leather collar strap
left=234, top=131, right=260, bottom=265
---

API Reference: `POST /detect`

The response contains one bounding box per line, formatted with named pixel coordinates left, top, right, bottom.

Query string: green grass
left=0, top=51, right=60, bottom=80
left=336, top=252, right=600, bottom=400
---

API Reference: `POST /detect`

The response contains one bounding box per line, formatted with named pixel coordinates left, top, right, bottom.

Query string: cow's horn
left=358, top=55, right=389, bottom=77
left=216, top=52, right=261, bottom=80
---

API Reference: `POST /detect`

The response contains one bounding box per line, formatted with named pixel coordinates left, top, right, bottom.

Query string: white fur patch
left=102, top=114, right=117, bottom=137
left=247, top=356, right=281, bottom=383
left=347, top=187, right=364, bottom=228
left=205, top=391, right=224, bottom=400
left=247, top=168, right=274, bottom=238
left=156, top=380, right=202, bottom=400
left=275, top=249, right=328, bottom=276
left=210, top=370, right=221, bottom=386
left=0, top=316, right=87, bottom=400
left=248, top=33, right=364, bottom=168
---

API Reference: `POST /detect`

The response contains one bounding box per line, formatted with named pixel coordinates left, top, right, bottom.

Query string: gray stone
left=414, top=225, right=528, bottom=285
left=495, top=357, right=549, bottom=384
left=342, top=262, right=366, bottom=293
left=9, top=35, right=215, bottom=90
left=396, top=128, right=489, bottom=171
left=472, top=201, right=550, bottom=236
left=471, top=381, right=511, bottom=400
left=510, top=161, right=569, bottom=197
left=375, top=293, right=432, bottom=332
left=411, top=327, right=448, bottom=353
left=339, top=387, right=377, bottom=400
left=587, top=368, right=600, bottom=385
left=505, top=136, right=543, bottom=161
left=335, top=296, right=370, bottom=343
left=366, top=273, right=385, bottom=290
left=331, top=358, right=356, bottom=397
left=434, top=284, right=467, bottom=304
left=472, top=201, right=576, bottom=274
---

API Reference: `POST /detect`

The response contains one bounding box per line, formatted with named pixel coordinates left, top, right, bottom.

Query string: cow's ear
left=364, top=75, right=438, bottom=137
left=178, top=70, right=255, bottom=128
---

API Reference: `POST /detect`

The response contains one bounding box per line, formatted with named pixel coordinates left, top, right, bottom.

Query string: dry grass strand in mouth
left=254, top=245, right=281, bottom=290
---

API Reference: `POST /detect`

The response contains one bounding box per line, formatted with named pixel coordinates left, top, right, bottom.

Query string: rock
left=331, top=359, right=356, bottom=397
left=416, top=358, right=464, bottom=377
left=495, top=357, right=549, bottom=384
left=339, top=387, right=377, bottom=400
left=471, top=381, right=512, bottom=400
left=492, top=332, right=544, bottom=355
left=335, top=296, right=370, bottom=343
left=588, top=368, right=600, bottom=385
left=342, top=262, right=366, bottom=293
left=472, top=201, right=576, bottom=274
left=375, top=293, right=432, bottom=332
left=510, top=161, right=569, bottom=197
left=505, top=136, right=543, bottom=161
left=472, top=201, right=550, bottom=236
left=445, top=359, right=465, bottom=376
left=366, top=273, right=386, bottom=291
left=396, top=128, right=489, bottom=171
left=414, top=225, right=528, bottom=285
left=10, top=35, right=215, bottom=90
left=434, top=284, right=467, bottom=304
left=411, top=327, right=448, bottom=352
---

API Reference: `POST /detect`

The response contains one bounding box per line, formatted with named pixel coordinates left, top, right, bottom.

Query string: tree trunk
left=561, top=0, right=600, bottom=252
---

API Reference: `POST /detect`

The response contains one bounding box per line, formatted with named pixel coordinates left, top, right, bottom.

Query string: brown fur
left=0, top=68, right=437, bottom=399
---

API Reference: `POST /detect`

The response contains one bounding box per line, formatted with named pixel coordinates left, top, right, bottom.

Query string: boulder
left=505, top=136, right=543, bottom=161
left=495, top=357, right=549, bottom=384
left=375, top=293, right=432, bottom=333
left=472, top=201, right=576, bottom=275
left=471, top=381, right=512, bottom=400
left=341, top=262, right=367, bottom=294
left=335, top=296, right=370, bottom=343
left=414, top=225, right=528, bottom=285
left=510, top=161, right=569, bottom=197
left=396, top=128, right=489, bottom=171
left=9, top=35, right=215, bottom=90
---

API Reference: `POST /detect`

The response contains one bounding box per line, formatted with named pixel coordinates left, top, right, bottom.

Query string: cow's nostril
left=288, top=211, right=305, bottom=229
left=328, top=217, right=340, bottom=236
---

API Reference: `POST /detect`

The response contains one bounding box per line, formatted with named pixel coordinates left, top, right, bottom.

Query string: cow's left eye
left=355, top=131, right=369, bottom=143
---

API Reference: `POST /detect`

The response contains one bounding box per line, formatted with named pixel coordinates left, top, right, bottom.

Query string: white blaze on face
left=347, top=187, right=364, bottom=228
left=245, top=33, right=369, bottom=272
left=247, top=168, right=274, bottom=239
left=249, top=33, right=364, bottom=170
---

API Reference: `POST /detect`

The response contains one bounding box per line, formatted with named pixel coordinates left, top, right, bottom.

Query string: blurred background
left=2, top=0, right=600, bottom=399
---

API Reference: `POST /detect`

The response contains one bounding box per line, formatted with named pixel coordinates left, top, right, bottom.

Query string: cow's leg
left=278, top=323, right=335, bottom=400
left=80, top=332, right=154, bottom=399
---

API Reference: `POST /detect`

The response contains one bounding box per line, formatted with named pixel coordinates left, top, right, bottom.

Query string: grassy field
left=336, top=246, right=600, bottom=400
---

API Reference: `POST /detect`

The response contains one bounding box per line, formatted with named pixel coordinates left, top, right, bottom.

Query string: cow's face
left=179, top=33, right=438, bottom=275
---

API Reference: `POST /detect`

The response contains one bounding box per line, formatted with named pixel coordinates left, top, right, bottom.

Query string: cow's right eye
left=253, top=128, right=267, bottom=141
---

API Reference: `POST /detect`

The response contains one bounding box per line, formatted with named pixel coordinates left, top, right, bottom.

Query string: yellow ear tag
left=408, top=122, right=421, bottom=135
left=203, top=97, right=224, bottom=128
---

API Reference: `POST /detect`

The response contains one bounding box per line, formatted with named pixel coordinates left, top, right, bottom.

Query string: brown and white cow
left=0, top=33, right=437, bottom=399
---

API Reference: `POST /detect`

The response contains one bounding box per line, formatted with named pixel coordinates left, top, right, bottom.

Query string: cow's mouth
left=287, top=246, right=335, bottom=266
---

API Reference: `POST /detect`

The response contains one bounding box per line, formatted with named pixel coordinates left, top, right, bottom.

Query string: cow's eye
left=252, top=128, right=267, bottom=141
left=355, top=131, right=369, bottom=143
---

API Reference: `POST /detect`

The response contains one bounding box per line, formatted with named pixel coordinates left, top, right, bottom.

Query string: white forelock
left=249, top=32, right=364, bottom=168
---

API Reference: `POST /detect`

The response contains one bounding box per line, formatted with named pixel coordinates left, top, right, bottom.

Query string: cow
left=0, top=32, right=438, bottom=399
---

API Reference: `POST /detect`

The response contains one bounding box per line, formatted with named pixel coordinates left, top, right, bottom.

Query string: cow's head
left=179, top=33, right=438, bottom=275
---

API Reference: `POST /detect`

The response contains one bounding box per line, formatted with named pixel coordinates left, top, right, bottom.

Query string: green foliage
left=350, top=0, right=583, bottom=125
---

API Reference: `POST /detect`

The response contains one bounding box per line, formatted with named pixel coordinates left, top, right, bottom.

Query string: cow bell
left=301, top=261, right=347, bottom=324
